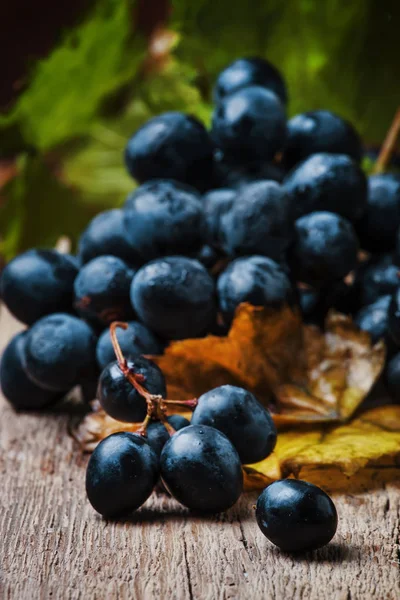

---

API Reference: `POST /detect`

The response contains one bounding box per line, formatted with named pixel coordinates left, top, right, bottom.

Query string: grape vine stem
left=373, top=106, right=400, bottom=174
left=109, top=321, right=197, bottom=436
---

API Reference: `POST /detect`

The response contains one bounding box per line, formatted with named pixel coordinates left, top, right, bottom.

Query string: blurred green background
left=0, top=0, right=399, bottom=260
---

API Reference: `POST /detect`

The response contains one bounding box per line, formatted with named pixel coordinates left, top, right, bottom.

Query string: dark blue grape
left=220, top=181, right=293, bottom=262
left=96, top=320, right=163, bottom=370
left=123, top=180, right=205, bottom=262
left=0, top=249, right=78, bottom=325
left=256, top=480, right=338, bottom=552
left=289, top=212, right=358, bottom=286
left=86, top=432, right=159, bottom=518
left=356, top=174, right=400, bottom=253
left=78, top=209, right=139, bottom=265
left=284, top=153, right=367, bottom=223
left=356, top=254, right=399, bottom=307
left=130, top=257, right=216, bottom=340
left=22, top=313, right=97, bottom=392
left=284, top=110, right=363, bottom=169
left=160, top=425, right=243, bottom=512
left=214, top=57, right=287, bottom=105
left=211, top=86, right=286, bottom=163
left=145, top=415, right=190, bottom=457
left=74, top=256, right=135, bottom=329
left=191, top=385, right=277, bottom=464
left=98, top=356, right=166, bottom=423
left=355, top=295, right=391, bottom=344
left=124, top=112, right=214, bottom=191
left=0, top=332, right=59, bottom=410
left=217, top=256, right=295, bottom=325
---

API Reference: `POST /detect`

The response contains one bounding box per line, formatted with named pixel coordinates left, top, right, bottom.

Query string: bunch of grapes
left=5, top=55, right=400, bottom=551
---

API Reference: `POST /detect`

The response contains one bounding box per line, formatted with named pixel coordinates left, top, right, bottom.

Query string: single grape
left=289, top=212, right=358, bottom=286
left=124, top=112, right=214, bottom=190
left=356, top=254, right=400, bottom=307
left=284, top=110, right=363, bottom=169
left=214, top=57, right=287, bottom=105
left=130, top=257, right=216, bottom=340
left=78, top=209, right=139, bottom=265
left=217, top=256, right=295, bottom=325
left=123, top=180, right=206, bottom=262
left=160, top=425, right=243, bottom=512
left=220, top=181, right=293, bottom=262
left=0, top=332, right=59, bottom=410
left=211, top=86, right=286, bottom=162
left=86, top=432, right=159, bottom=518
left=256, top=479, right=338, bottom=552
left=356, top=174, right=400, bottom=253
left=22, top=313, right=97, bottom=392
left=284, top=153, right=367, bottom=223
left=96, top=320, right=163, bottom=370
left=145, top=415, right=190, bottom=457
left=191, top=385, right=277, bottom=464
left=98, top=356, right=166, bottom=422
left=74, top=256, right=135, bottom=329
left=355, top=295, right=391, bottom=344
left=0, top=249, right=78, bottom=325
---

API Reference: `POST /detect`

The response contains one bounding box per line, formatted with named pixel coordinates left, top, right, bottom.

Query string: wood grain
left=0, top=308, right=399, bottom=600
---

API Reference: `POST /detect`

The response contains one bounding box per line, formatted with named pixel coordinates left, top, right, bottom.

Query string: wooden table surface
left=0, top=308, right=399, bottom=600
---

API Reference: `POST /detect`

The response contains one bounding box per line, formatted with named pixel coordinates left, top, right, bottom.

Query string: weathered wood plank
left=0, top=309, right=399, bottom=600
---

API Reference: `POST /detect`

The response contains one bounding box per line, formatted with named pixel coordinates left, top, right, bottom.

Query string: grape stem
left=109, top=321, right=197, bottom=436
left=373, top=106, right=400, bottom=174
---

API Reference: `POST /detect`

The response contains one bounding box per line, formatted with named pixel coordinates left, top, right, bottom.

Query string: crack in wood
left=183, top=534, right=194, bottom=600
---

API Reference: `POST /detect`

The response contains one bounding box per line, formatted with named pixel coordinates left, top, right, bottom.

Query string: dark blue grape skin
left=356, top=175, right=400, bottom=253
left=22, top=313, right=97, bottom=392
left=211, top=86, right=286, bottom=163
left=289, top=212, right=359, bottom=287
left=386, top=352, right=400, bottom=402
left=213, top=152, right=286, bottom=189
left=160, top=425, right=243, bottom=513
left=256, top=480, right=338, bottom=553
left=219, top=181, right=293, bottom=263
left=388, top=288, right=400, bottom=347
left=283, top=110, right=363, bottom=169
left=217, top=256, right=295, bottom=325
left=196, top=245, right=221, bottom=269
left=145, top=415, right=190, bottom=457
left=130, top=257, right=217, bottom=340
left=203, top=188, right=236, bottom=249
left=124, top=112, right=214, bottom=191
left=86, top=432, right=160, bottom=518
left=283, top=153, right=368, bottom=223
left=355, top=295, right=391, bottom=345
left=214, top=57, right=288, bottom=105
left=78, top=209, right=139, bottom=266
left=123, top=180, right=206, bottom=262
left=0, top=332, right=59, bottom=410
left=98, top=356, right=166, bottom=423
left=191, top=385, right=277, bottom=464
left=356, top=254, right=400, bottom=307
left=96, top=321, right=163, bottom=370
left=74, top=256, right=135, bottom=330
left=0, top=249, right=78, bottom=325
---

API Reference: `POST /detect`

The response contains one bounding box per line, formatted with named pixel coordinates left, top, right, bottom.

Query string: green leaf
left=1, top=0, right=146, bottom=152
left=0, top=156, right=103, bottom=259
